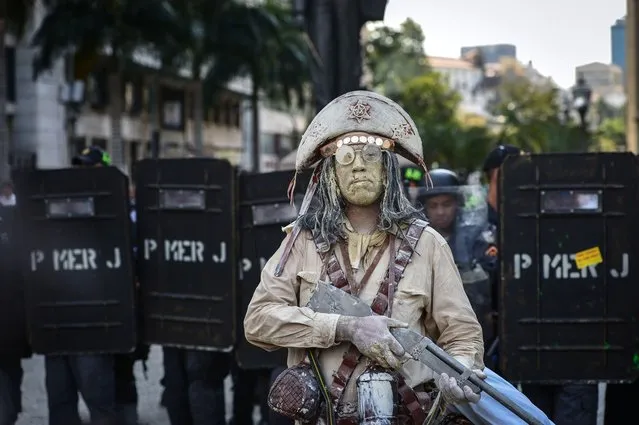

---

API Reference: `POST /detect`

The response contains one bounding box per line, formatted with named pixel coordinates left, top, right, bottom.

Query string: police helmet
left=420, top=168, right=461, bottom=198
left=72, top=146, right=112, bottom=167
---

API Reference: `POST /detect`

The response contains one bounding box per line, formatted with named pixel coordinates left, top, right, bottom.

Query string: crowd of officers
left=0, top=144, right=636, bottom=425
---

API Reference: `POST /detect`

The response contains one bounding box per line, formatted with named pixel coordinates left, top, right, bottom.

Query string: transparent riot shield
left=416, top=184, right=494, bottom=344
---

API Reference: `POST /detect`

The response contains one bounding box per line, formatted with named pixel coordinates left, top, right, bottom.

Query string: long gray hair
left=299, top=152, right=426, bottom=252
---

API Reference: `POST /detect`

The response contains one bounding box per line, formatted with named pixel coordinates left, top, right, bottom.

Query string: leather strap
left=312, top=219, right=428, bottom=424
left=337, top=237, right=390, bottom=297
left=397, top=374, right=427, bottom=425
left=323, top=245, right=350, bottom=292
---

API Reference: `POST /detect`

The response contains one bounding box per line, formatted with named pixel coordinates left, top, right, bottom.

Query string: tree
left=157, top=0, right=310, bottom=157
left=397, top=72, right=495, bottom=173
left=594, top=97, right=626, bottom=124
left=593, top=117, right=625, bottom=152
left=31, top=0, right=177, bottom=168
left=203, top=0, right=314, bottom=171
left=364, top=18, right=430, bottom=97
left=490, top=77, right=588, bottom=153
left=1, top=0, right=37, bottom=179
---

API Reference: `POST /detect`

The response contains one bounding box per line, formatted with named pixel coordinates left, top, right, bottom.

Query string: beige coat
left=244, top=224, right=484, bottom=414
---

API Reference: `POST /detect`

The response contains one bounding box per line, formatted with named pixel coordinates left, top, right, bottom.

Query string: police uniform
left=448, top=222, right=497, bottom=274
left=0, top=203, right=26, bottom=425
left=0, top=356, right=22, bottom=425
left=230, top=363, right=270, bottom=425
left=412, top=169, right=499, bottom=378
left=161, top=347, right=229, bottom=425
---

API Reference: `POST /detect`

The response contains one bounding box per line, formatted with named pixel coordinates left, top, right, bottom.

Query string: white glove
left=435, top=356, right=486, bottom=405
left=336, top=315, right=408, bottom=370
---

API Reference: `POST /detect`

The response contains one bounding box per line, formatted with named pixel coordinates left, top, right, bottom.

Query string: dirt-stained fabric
left=244, top=225, right=484, bottom=412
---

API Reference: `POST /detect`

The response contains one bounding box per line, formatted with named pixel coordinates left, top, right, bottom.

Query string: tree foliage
left=396, top=72, right=495, bottom=173
left=7, top=0, right=39, bottom=36
left=490, top=77, right=587, bottom=153
left=364, top=18, right=430, bottom=97
left=364, top=19, right=499, bottom=174
left=593, top=117, right=625, bottom=152
left=31, top=0, right=177, bottom=78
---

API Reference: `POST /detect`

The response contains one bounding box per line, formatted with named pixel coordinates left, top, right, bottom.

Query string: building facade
left=611, top=17, right=626, bottom=76
left=3, top=2, right=304, bottom=175
left=428, top=56, right=493, bottom=117
left=460, top=44, right=517, bottom=64
left=575, top=62, right=624, bottom=91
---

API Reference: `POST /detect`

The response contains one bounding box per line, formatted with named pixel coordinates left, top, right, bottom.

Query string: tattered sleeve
left=243, top=231, right=341, bottom=351
left=427, top=237, right=485, bottom=369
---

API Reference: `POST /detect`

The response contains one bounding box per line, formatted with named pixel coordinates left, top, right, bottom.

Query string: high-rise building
left=460, top=44, right=516, bottom=64
left=611, top=17, right=626, bottom=75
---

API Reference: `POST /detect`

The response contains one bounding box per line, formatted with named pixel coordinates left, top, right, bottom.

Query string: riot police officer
left=415, top=168, right=497, bottom=347
left=161, top=347, right=229, bottom=425
left=416, top=168, right=497, bottom=274
left=230, top=363, right=270, bottom=425
left=64, top=146, right=147, bottom=425
left=39, top=146, right=119, bottom=425
left=482, top=144, right=598, bottom=425
left=0, top=199, right=27, bottom=425
left=0, top=358, right=22, bottom=425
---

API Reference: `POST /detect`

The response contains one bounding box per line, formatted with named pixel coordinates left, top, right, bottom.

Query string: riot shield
left=459, top=264, right=493, bottom=347
left=14, top=167, right=136, bottom=355
left=0, top=206, right=30, bottom=358
left=235, top=170, right=311, bottom=369
left=135, top=158, right=235, bottom=351
left=500, top=152, right=639, bottom=384
left=413, top=184, right=489, bottom=229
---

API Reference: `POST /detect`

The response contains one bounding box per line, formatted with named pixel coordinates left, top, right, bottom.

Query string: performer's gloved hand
left=336, top=315, right=408, bottom=369
left=435, top=356, right=486, bottom=405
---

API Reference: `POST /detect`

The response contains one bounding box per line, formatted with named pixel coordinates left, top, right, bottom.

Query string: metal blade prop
left=307, top=282, right=543, bottom=425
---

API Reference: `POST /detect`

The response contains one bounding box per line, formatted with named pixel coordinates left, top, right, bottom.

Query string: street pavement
left=16, top=345, right=246, bottom=425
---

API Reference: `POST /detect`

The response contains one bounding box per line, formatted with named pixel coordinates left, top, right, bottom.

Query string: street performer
left=244, top=91, right=485, bottom=424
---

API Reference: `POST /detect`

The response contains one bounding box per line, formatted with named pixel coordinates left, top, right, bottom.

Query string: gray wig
left=299, top=152, right=426, bottom=252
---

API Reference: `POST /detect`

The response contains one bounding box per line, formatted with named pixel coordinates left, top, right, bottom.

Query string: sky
left=383, top=0, right=627, bottom=88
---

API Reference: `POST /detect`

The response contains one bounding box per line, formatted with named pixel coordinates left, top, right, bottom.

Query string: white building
left=575, top=62, right=624, bottom=91
left=4, top=1, right=304, bottom=175
left=427, top=56, right=493, bottom=118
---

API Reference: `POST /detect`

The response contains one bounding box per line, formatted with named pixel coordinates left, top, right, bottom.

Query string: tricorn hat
left=296, top=90, right=425, bottom=171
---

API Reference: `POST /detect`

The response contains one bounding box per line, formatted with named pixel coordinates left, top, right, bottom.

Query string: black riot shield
left=14, top=167, right=136, bottom=355
left=0, top=206, right=30, bottom=358
left=235, top=170, right=311, bottom=369
left=135, top=158, right=235, bottom=351
left=499, top=152, right=639, bottom=384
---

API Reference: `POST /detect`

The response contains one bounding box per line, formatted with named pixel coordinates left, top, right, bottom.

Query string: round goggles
left=335, top=144, right=382, bottom=165
left=319, top=134, right=395, bottom=166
